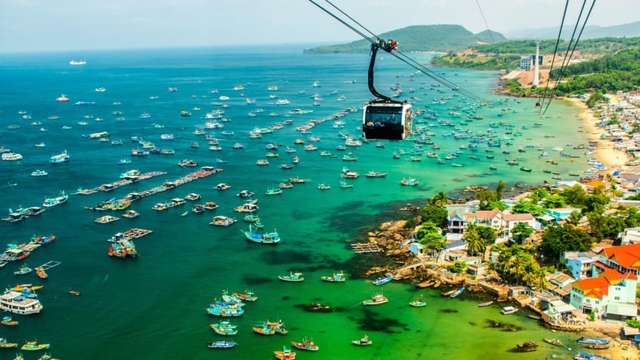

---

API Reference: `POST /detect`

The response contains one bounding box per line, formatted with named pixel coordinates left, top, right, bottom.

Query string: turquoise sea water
left=0, top=45, right=600, bottom=359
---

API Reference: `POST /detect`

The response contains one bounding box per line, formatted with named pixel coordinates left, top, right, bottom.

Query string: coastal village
left=361, top=90, right=640, bottom=359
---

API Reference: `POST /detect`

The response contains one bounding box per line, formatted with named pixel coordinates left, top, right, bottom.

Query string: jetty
left=351, top=243, right=383, bottom=253
left=74, top=171, right=167, bottom=195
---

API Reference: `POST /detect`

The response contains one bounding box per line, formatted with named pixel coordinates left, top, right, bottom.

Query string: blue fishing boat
left=577, top=337, right=610, bottom=345
left=573, top=352, right=611, bottom=360
left=450, top=286, right=465, bottom=298
left=372, top=274, right=393, bottom=286
left=207, top=341, right=236, bottom=349
left=241, top=225, right=280, bottom=244
left=210, top=320, right=238, bottom=336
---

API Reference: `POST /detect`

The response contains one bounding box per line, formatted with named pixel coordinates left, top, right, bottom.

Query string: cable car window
left=363, top=103, right=411, bottom=140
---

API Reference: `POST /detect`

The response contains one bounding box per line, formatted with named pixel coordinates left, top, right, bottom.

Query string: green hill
left=303, top=25, right=508, bottom=54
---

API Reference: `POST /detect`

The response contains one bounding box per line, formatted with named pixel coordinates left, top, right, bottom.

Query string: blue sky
left=0, top=0, right=638, bottom=53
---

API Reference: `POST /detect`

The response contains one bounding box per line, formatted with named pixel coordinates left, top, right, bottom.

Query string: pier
left=351, top=243, right=383, bottom=253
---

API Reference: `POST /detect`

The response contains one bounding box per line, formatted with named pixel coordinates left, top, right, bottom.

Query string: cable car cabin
left=362, top=102, right=412, bottom=140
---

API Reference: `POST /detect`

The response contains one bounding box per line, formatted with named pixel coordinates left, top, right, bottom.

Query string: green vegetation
left=303, top=25, right=507, bottom=54
left=488, top=245, right=548, bottom=288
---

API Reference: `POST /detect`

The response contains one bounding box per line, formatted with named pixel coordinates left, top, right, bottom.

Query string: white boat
left=30, top=170, right=48, bottom=177
left=1, top=153, right=22, bottom=161
left=50, top=150, right=69, bottom=164
left=501, top=306, right=519, bottom=315
left=42, top=191, right=68, bottom=208
left=69, top=60, right=86, bottom=66
left=55, top=94, right=69, bottom=102
left=0, top=289, right=43, bottom=315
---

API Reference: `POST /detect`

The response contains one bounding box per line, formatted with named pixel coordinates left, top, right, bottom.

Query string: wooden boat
left=1, top=316, right=18, bottom=326
left=449, top=286, right=464, bottom=298
left=409, top=295, right=426, bottom=307
left=321, top=271, right=345, bottom=283
left=232, top=290, right=257, bottom=302
left=372, top=274, right=393, bottom=286
left=415, top=280, right=434, bottom=288
left=520, top=167, right=532, bottom=172
left=206, top=341, right=236, bottom=349
left=12, top=284, right=43, bottom=292
left=362, top=293, right=388, bottom=306
left=21, top=341, right=50, bottom=351
left=274, top=346, right=296, bottom=359
left=35, top=267, right=47, bottom=279
left=0, top=338, right=18, bottom=348
left=441, top=288, right=457, bottom=296
left=291, top=338, right=319, bottom=352
left=501, top=306, right=519, bottom=315
left=543, top=338, right=563, bottom=347
left=279, top=272, right=304, bottom=282
left=210, top=320, right=238, bottom=336
left=253, top=325, right=276, bottom=335
left=68, top=290, right=81, bottom=296
left=352, top=334, right=372, bottom=346
left=583, top=342, right=610, bottom=350
left=477, top=300, right=494, bottom=307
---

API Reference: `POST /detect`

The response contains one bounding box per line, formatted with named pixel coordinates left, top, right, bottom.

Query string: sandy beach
left=566, top=97, right=630, bottom=171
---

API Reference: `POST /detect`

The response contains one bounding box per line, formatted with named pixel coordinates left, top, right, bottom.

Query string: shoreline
left=565, top=97, right=630, bottom=171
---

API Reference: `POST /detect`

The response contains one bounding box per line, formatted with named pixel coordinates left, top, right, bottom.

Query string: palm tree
left=464, top=226, right=486, bottom=256
left=428, top=191, right=449, bottom=207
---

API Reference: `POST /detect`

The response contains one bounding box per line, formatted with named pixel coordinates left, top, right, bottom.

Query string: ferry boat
left=50, top=150, right=69, bottom=164
left=0, top=289, right=43, bottom=315
left=42, top=191, right=68, bottom=208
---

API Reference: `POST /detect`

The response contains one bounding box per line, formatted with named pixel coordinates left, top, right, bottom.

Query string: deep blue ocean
left=0, top=45, right=594, bottom=359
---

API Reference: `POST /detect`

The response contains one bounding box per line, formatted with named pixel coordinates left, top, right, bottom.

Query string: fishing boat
left=274, top=346, right=296, bottom=360
left=242, top=225, right=280, bottom=244
left=409, top=295, right=427, bottom=307
left=1, top=316, right=18, bottom=326
left=279, top=271, right=304, bottom=282
left=215, top=183, right=231, bottom=191
left=122, top=210, right=140, bottom=219
left=253, top=324, right=276, bottom=336
left=232, top=290, right=258, bottom=302
left=573, top=352, right=612, bottom=360
left=14, top=265, right=33, bottom=275
left=42, top=191, right=68, bottom=208
left=317, top=183, right=331, bottom=190
left=234, top=201, right=259, bottom=213
left=266, top=188, right=283, bottom=195
left=206, top=341, right=236, bottom=349
left=372, top=274, right=393, bottom=286
left=35, top=267, right=47, bottom=279
left=450, top=286, right=465, bottom=298
left=577, top=337, right=610, bottom=345
left=0, top=338, right=18, bottom=348
left=501, top=306, right=519, bottom=315
left=400, top=177, right=419, bottom=186
left=210, top=320, right=238, bottom=336
left=291, top=338, right=319, bottom=352
left=68, top=290, right=81, bottom=296
left=362, top=293, right=387, bottom=306
left=543, top=338, right=564, bottom=347
left=49, top=150, right=69, bottom=164
left=321, top=271, right=345, bottom=282
left=477, top=300, right=494, bottom=307
left=520, top=167, right=532, bottom=172
left=21, top=341, right=50, bottom=351
left=210, top=216, right=237, bottom=227
left=352, top=334, right=372, bottom=346
left=365, top=170, right=387, bottom=178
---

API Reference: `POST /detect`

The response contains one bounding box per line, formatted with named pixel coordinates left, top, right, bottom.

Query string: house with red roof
left=569, top=243, right=640, bottom=320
